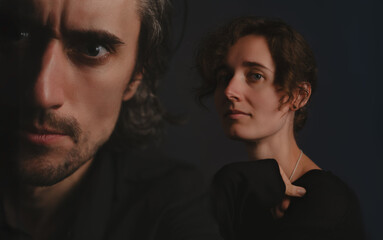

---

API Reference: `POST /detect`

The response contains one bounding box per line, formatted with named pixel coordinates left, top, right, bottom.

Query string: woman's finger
left=279, top=165, right=306, bottom=197
left=285, top=184, right=306, bottom=197
left=271, top=198, right=290, bottom=219
left=271, top=205, right=284, bottom=219
left=280, top=197, right=290, bottom=211
left=278, top=165, right=290, bottom=184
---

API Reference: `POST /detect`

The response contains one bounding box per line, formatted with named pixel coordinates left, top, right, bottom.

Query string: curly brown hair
left=107, top=0, right=173, bottom=149
left=196, top=16, right=317, bottom=132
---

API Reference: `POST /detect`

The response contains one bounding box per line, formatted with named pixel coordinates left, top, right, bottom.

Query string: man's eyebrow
left=63, top=29, right=125, bottom=45
left=243, top=61, right=273, bottom=72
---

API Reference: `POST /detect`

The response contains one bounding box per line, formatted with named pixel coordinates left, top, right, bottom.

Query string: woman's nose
left=224, top=75, right=243, bottom=102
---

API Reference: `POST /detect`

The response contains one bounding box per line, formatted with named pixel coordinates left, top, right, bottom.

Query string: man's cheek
left=82, top=99, right=122, bottom=136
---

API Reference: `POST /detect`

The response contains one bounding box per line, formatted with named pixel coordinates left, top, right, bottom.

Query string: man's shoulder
left=99, top=147, right=208, bottom=203
left=67, top=148, right=219, bottom=240
left=111, top=148, right=204, bottom=183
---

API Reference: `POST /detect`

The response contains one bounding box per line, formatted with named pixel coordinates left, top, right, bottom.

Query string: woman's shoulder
left=295, top=169, right=355, bottom=199
left=289, top=170, right=363, bottom=231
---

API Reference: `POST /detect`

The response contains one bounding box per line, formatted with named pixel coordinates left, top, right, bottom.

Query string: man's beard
left=15, top=135, right=97, bottom=187
left=1, top=110, right=103, bottom=187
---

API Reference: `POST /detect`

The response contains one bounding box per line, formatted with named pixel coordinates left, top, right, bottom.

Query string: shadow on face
left=0, top=0, right=142, bottom=186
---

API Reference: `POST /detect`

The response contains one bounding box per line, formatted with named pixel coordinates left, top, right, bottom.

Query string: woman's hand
left=272, top=166, right=306, bottom=219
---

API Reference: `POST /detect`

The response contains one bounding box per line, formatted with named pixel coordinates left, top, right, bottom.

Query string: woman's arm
left=272, top=165, right=306, bottom=218
left=211, top=159, right=305, bottom=240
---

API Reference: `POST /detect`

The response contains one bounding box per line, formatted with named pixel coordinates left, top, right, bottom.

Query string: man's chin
left=15, top=147, right=91, bottom=187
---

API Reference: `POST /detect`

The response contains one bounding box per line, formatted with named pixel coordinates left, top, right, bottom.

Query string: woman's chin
left=225, top=127, right=250, bottom=141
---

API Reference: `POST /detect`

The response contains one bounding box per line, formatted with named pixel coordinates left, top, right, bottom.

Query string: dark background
left=158, top=0, right=382, bottom=239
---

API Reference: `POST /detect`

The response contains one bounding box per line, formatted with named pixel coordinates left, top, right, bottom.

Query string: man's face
left=0, top=0, right=142, bottom=186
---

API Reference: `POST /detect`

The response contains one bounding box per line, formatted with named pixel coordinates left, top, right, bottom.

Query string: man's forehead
left=6, top=0, right=140, bottom=37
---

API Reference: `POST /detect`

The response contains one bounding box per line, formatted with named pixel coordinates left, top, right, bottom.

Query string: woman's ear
left=122, top=71, right=143, bottom=101
left=290, top=82, right=312, bottom=111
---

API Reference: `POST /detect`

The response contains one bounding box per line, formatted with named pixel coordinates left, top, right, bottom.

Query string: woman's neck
left=245, top=126, right=319, bottom=182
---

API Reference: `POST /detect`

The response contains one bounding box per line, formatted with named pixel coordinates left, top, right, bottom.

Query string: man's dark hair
left=196, top=16, right=317, bottom=132
left=109, top=0, right=173, bottom=149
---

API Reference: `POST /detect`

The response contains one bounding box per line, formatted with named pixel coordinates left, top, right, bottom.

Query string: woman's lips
left=224, top=110, right=251, bottom=119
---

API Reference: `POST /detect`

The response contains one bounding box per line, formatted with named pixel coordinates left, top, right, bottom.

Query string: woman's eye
left=249, top=73, right=263, bottom=81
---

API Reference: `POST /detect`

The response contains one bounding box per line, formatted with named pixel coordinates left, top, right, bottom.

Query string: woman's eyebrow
left=242, top=61, right=273, bottom=72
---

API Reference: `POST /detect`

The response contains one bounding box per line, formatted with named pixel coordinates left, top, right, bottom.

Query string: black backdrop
left=158, top=0, right=382, bottom=239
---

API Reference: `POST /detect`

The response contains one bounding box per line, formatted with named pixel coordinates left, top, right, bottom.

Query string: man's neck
left=3, top=159, right=93, bottom=238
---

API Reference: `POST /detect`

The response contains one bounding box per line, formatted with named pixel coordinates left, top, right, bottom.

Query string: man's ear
left=122, top=71, right=143, bottom=101
left=290, top=82, right=312, bottom=111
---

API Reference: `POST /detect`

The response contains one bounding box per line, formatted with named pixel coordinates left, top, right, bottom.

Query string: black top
left=0, top=148, right=221, bottom=240
left=211, top=159, right=365, bottom=240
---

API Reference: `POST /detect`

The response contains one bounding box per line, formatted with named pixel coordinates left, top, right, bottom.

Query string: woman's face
left=214, top=35, right=292, bottom=142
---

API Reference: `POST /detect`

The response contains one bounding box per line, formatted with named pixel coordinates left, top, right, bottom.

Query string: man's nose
left=33, top=39, right=66, bottom=110
left=224, top=75, right=243, bottom=102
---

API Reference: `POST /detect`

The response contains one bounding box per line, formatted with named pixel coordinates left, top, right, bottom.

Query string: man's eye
left=19, top=32, right=30, bottom=39
left=67, top=43, right=113, bottom=66
left=0, top=25, right=31, bottom=43
left=83, top=44, right=109, bottom=57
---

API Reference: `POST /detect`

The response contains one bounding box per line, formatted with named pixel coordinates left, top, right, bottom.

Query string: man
left=0, top=0, right=220, bottom=239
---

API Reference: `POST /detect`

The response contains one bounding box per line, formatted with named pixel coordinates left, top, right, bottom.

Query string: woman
left=196, top=16, right=365, bottom=240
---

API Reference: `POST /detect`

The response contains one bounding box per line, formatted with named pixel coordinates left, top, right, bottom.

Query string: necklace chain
left=289, top=150, right=303, bottom=181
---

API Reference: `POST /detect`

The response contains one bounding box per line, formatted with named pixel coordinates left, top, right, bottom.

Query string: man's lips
left=21, top=127, right=69, bottom=145
left=25, top=126, right=65, bottom=135
left=224, top=109, right=251, bottom=119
